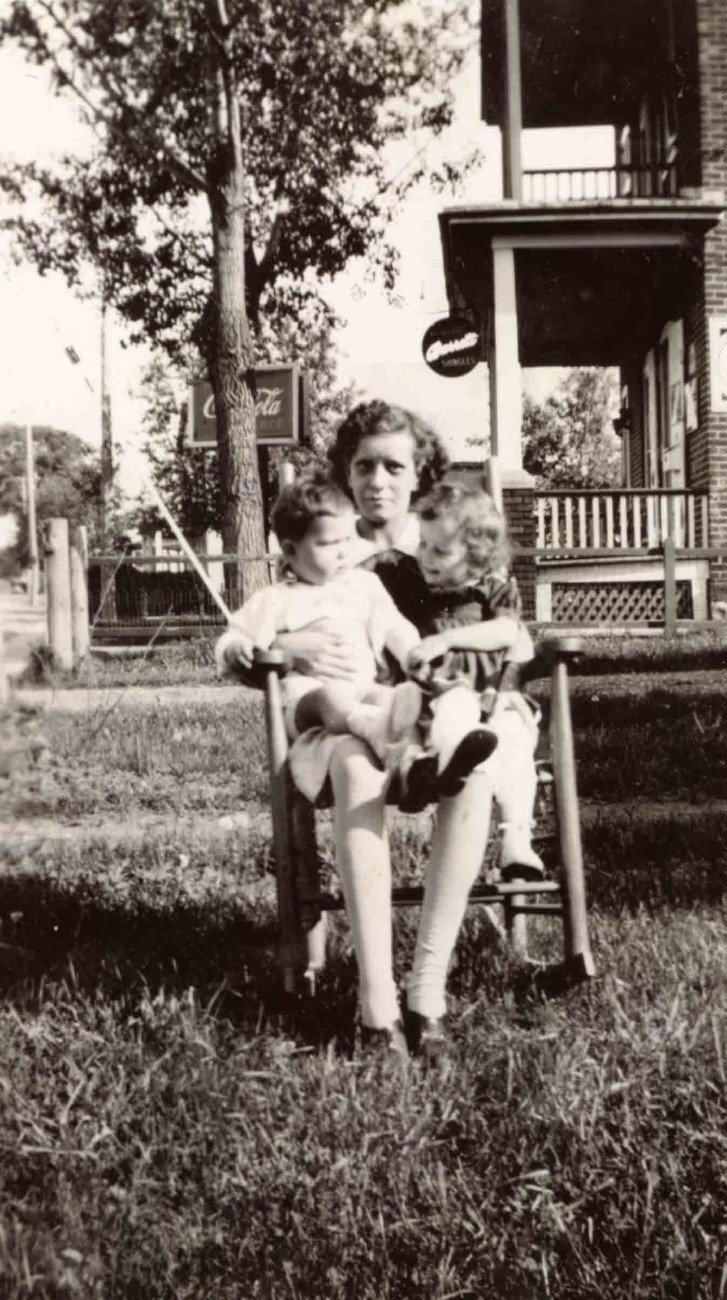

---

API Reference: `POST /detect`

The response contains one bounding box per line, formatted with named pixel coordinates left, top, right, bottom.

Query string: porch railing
left=523, top=162, right=678, bottom=204
left=535, top=489, right=709, bottom=553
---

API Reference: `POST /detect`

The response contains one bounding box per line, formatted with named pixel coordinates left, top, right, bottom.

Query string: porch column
left=502, top=0, right=523, bottom=200
left=489, top=239, right=536, bottom=617
left=489, top=241, right=523, bottom=473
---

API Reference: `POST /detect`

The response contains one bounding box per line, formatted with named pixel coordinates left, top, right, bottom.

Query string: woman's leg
left=406, top=770, right=494, bottom=1020
left=329, top=737, right=401, bottom=1029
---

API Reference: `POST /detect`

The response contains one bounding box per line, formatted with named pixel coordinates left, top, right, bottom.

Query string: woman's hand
left=406, top=633, right=450, bottom=684
left=275, top=619, right=362, bottom=681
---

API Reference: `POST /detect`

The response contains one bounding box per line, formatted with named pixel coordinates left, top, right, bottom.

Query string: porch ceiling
left=513, top=246, right=684, bottom=366
left=438, top=203, right=724, bottom=368
left=480, top=0, right=668, bottom=128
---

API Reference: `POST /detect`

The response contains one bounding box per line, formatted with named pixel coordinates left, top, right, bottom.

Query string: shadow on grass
left=2, top=806, right=724, bottom=1052
left=0, top=871, right=360, bottom=1051
left=582, top=811, right=727, bottom=912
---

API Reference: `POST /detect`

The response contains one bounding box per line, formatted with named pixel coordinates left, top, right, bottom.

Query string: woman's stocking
left=329, top=738, right=401, bottom=1029
left=406, top=771, right=493, bottom=1020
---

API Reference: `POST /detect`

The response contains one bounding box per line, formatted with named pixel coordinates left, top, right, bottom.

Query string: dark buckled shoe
left=437, top=728, right=498, bottom=798
left=360, top=1019, right=409, bottom=1061
left=404, top=1009, right=450, bottom=1061
left=500, top=861, right=545, bottom=883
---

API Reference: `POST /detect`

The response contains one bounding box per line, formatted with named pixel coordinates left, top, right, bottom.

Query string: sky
left=0, top=28, right=614, bottom=548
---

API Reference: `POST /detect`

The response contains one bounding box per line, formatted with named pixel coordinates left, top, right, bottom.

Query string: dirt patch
left=10, top=684, right=251, bottom=713
left=0, top=805, right=273, bottom=846
left=3, top=798, right=725, bottom=853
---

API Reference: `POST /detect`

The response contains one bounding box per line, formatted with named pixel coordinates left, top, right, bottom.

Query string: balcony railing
left=535, top=489, right=709, bottom=553
left=523, top=162, right=679, bottom=204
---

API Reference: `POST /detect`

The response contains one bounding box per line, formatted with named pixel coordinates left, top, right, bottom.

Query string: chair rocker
left=250, top=635, right=595, bottom=996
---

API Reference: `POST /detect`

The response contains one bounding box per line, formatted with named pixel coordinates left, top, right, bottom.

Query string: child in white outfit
left=216, top=470, right=424, bottom=766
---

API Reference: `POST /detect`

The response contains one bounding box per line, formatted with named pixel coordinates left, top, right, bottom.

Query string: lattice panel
left=552, top=581, right=693, bottom=624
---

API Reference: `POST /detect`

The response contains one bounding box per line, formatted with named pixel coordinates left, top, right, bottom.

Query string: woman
left=272, top=400, right=502, bottom=1060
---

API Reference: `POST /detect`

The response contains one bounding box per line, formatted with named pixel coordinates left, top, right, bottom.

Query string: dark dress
left=363, top=549, right=522, bottom=695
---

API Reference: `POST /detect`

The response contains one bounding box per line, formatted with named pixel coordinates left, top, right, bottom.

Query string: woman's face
left=346, top=431, right=419, bottom=526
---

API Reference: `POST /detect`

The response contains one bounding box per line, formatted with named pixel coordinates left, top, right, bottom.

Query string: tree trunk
left=205, top=91, right=268, bottom=605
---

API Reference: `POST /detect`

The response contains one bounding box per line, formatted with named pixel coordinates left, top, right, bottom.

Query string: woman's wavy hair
left=271, top=467, right=352, bottom=546
left=415, top=481, right=511, bottom=579
left=328, top=400, right=450, bottom=504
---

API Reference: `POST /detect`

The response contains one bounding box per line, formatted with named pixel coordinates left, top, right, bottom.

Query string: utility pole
left=98, top=294, right=117, bottom=621
left=100, top=295, right=113, bottom=544
left=25, top=421, right=40, bottom=606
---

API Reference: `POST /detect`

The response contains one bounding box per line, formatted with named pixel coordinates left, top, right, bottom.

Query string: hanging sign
left=708, top=316, right=727, bottom=413
left=186, top=364, right=301, bottom=447
left=422, top=315, right=481, bottom=378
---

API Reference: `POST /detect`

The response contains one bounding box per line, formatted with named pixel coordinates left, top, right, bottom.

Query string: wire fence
left=88, top=552, right=280, bottom=639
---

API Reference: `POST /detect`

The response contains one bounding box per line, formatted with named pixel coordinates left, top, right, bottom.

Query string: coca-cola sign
left=422, top=315, right=481, bottom=378
left=187, top=364, right=300, bottom=446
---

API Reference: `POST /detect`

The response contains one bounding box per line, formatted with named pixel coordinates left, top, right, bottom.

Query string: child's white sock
left=500, top=821, right=544, bottom=879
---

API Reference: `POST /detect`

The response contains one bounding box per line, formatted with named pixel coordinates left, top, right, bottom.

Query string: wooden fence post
left=663, top=536, right=677, bottom=635
left=0, top=633, right=9, bottom=706
left=46, top=518, right=74, bottom=671
left=70, top=524, right=90, bottom=662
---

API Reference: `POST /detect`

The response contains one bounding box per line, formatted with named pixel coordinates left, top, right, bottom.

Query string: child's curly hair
left=416, top=481, right=511, bottom=579
left=328, top=400, right=450, bottom=503
left=271, top=467, right=352, bottom=545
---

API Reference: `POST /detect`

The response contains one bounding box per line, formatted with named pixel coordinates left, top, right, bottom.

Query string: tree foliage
left=1, top=0, right=471, bottom=352
left=522, top=368, right=622, bottom=490
left=1, top=0, right=472, bottom=595
left=0, top=422, right=129, bottom=566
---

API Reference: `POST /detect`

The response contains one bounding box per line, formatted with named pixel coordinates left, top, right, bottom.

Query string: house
left=436, top=0, right=727, bottom=626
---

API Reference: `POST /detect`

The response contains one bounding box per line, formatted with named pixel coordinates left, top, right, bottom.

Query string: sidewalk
left=0, top=580, right=47, bottom=691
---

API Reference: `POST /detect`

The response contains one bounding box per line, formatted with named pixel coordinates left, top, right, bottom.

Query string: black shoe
left=359, top=1019, right=409, bottom=1060
left=437, top=728, right=499, bottom=798
left=404, top=1009, right=450, bottom=1061
left=500, top=861, right=545, bottom=883
left=398, top=753, right=439, bottom=813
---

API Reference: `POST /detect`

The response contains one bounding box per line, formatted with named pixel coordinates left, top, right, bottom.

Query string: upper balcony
left=523, top=160, right=679, bottom=206
left=480, top=0, right=704, bottom=198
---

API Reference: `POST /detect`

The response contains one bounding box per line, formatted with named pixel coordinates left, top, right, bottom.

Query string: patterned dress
left=363, top=549, right=524, bottom=698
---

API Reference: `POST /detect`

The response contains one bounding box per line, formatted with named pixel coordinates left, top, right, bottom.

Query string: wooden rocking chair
left=249, top=634, right=595, bottom=995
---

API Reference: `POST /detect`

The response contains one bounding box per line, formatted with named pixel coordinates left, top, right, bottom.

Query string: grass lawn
left=15, top=625, right=727, bottom=692
left=1, top=641, right=726, bottom=1298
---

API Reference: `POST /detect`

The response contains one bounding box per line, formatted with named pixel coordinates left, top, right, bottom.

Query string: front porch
left=533, top=487, right=713, bottom=628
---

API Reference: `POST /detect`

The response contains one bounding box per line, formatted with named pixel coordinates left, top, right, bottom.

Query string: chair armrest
left=254, top=648, right=290, bottom=670
left=224, top=647, right=291, bottom=691
left=539, top=635, right=585, bottom=661
left=521, top=636, right=585, bottom=684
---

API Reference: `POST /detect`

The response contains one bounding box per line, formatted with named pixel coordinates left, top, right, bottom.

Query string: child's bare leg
left=294, top=682, right=365, bottom=734
left=490, top=708, right=543, bottom=880
left=329, top=737, right=400, bottom=1029
left=297, top=681, right=422, bottom=765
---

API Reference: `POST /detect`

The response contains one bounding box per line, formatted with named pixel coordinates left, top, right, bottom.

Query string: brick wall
left=503, top=484, right=536, bottom=621
left=695, top=0, right=727, bottom=599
